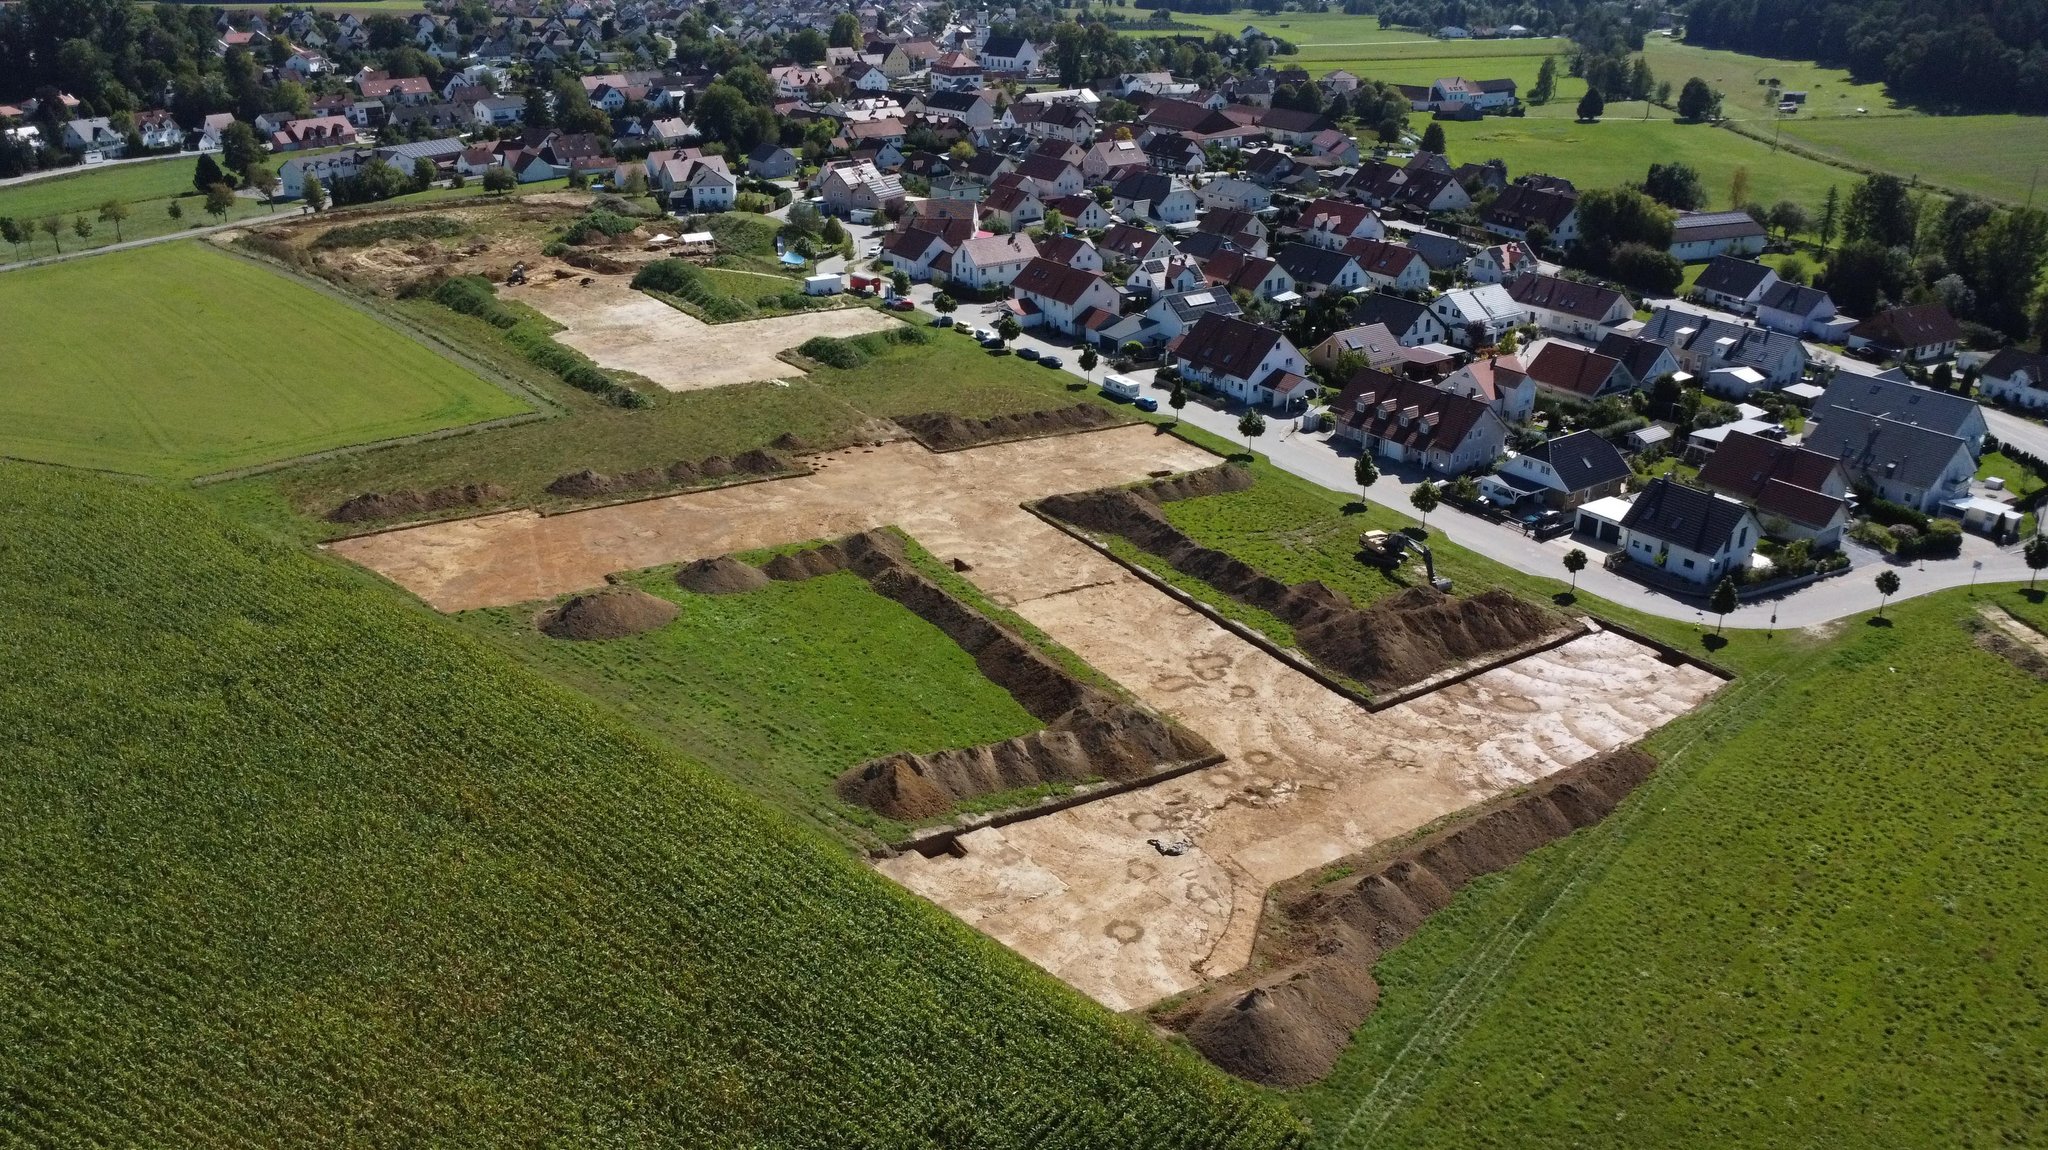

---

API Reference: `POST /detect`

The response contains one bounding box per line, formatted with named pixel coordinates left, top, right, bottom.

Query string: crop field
left=210, top=309, right=1121, bottom=536
left=1289, top=587, right=2048, bottom=1148
left=458, top=554, right=1048, bottom=843
left=0, top=461, right=1304, bottom=1148
left=0, top=242, right=530, bottom=477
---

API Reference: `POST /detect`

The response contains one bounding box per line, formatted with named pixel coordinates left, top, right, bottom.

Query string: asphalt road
left=905, top=284, right=2040, bottom=629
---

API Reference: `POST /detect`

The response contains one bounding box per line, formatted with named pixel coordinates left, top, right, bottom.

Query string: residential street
left=899, top=286, right=2039, bottom=630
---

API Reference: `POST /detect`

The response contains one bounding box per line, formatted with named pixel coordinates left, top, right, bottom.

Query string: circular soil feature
left=538, top=586, right=679, bottom=640
left=770, top=432, right=810, bottom=452
left=675, top=556, right=770, bottom=595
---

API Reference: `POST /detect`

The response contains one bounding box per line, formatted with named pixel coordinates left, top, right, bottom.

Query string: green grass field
left=1425, top=115, right=1852, bottom=213
left=0, top=156, right=274, bottom=258
left=207, top=311, right=1125, bottom=537
left=0, top=462, right=1304, bottom=1147
left=1292, top=587, right=2048, bottom=1147
left=0, top=242, right=530, bottom=477
left=459, top=558, right=1046, bottom=843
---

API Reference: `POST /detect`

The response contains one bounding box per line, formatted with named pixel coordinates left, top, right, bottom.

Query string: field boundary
left=1713, top=119, right=1995, bottom=204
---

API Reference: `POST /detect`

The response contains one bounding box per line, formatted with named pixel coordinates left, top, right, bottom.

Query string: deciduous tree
left=39, top=214, right=62, bottom=253
left=1874, top=569, right=1901, bottom=618
left=204, top=183, right=236, bottom=221
left=1410, top=480, right=1439, bottom=530
left=1563, top=548, right=1588, bottom=592
left=1354, top=454, right=1378, bottom=498
left=96, top=198, right=127, bottom=240
left=1710, top=576, right=1738, bottom=634
left=1676, top=77, right=1720, bottom=121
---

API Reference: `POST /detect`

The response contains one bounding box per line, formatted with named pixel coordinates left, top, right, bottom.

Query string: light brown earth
left=507, top=276, right=899, bottom=391
left=331, top=424, right=1721, bottom=1010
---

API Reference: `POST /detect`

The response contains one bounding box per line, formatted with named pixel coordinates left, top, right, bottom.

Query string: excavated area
left=1174, top=746, right=1660, bottom=1087
left=545, top=448, right=793, bottom=499
left=330, top=428, right=1721, bottom=1010
left=750, top=531, right=1211, bottom=820
left=1040, top=478, right=1560, bottom=692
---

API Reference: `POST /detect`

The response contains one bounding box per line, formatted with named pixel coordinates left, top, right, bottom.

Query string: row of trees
left=1687, top=0, right=2048, bottom=114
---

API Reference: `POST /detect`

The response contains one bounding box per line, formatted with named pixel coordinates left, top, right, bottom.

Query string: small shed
left=1626, top=424, right=1673, bottom=453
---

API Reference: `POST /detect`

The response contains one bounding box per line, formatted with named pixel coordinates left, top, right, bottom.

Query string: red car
left=887, top=298, right=917, bottom=312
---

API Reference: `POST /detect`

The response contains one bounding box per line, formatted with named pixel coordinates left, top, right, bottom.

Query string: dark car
left=1528, top=509, right=1573, bottom=541
left=1016, top=346, right=1040, bottom=361
left=1038, top=355, right=1063, bottom=369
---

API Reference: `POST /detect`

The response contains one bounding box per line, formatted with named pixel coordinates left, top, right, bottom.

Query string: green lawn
left=1420, top=115, right=1853, bottom=213
left=0, top=461, right=1304, bottom=1148
left=1291, top=586, right=2048, bottom=1148
left=0, top=155, right=274, bottom=258
left=0, top=242, right=530, bottom=478
left=209, top=311, right=1124, bottom=537
left=458, top=559, right=1046, bottom=843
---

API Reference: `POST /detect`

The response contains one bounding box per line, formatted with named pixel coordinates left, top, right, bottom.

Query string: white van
left=1100, top=374, right=1142, bottom=401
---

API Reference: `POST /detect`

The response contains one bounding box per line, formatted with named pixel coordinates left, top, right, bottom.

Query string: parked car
left=887, top=298, right=916, bottom=312
left=1038, top=355, right=1063, bottom=369
left=1016, top=347, right=1040, bottom=361
left=1526, top=509, right=1572, bottom=541
left=933, top=315, right=954, bottom=328
left=971, top=327, right=993, bottom=342
left=1134, top=395, right=1159, bottom=413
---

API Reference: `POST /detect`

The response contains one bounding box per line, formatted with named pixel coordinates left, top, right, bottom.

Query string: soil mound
left=1042, top=485, right=1557, bottom=691
left=798, top=530, right=1213, bottom=821
left=538, top=586, right=679, bottom=640
left=1137, top=463, right=1255, bottom=504
left=1184, top=962, right=1380, bottom=1089
left=762, top=544, right=848, bottom=581
left=896, top=404, right=1120, bottom=450
left=733, top=449, right=786, bottom=474
left=546, top=451, right=795, bottom=500
left=1182, top=746, right=1660, bottom=1085
left=771, top=432, right=810, bottom=452
left=1296, top=587, right=1556, bottom=693
left=675, top=556, right=770, bottom=595
left=327, top=483, right=510, bottom=524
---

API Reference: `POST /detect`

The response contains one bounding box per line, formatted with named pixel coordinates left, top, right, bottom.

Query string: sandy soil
left=332, top=425, right=1721, bottom=1010
left=507, top=277, right=899, bottom=391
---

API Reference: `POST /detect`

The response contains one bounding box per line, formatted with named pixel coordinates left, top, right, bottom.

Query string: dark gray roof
left=1693, top=256, right=1774, bottom=298
left=1351, top=291, right=1434, bottom=336
left=1759, top=280, right=1831, bottom=315
left=1160, top=287, right=1242, bottom=323
left=1275, top=241, right=1356, bottom=287
left=1802, top=407, right=1969, bottom=490
left=1594, top=332, right=1675, bottom=383
left=1621, top=478, right=1755, bottom=553
left=1639, top=308, right=1805, bottom=375
left=1811, top=373, right=1981, bottom=440
left=1528, top=429, right=1631, bottom=493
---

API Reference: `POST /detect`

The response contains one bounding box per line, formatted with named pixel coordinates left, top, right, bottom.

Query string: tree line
left=1686, top=0, right=2048, bottom=113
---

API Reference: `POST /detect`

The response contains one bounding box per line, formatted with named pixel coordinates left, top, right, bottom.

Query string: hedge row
left=430, top=276, right=647, bottom=408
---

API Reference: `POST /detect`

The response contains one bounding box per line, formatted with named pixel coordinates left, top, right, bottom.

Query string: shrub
left=630, top=258, right=707, bottom=294
left=559, top=209, right=641, bottom=245
left=430, top=277, right=643, bottom=408
left=431, top=275, right=519, bottom=328
left=1863, top=498, right=1931, bottom=530
left=797, top=336, right=868, bottom=369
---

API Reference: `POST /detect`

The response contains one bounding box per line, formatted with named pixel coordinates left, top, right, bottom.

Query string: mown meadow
left=0, top=462, right=1307, bottom=1149
left=0, top=241, right=531, bottom=477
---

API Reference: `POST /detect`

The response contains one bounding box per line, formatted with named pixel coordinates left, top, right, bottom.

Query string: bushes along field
left=0, top=463, right=1305, bottom=1149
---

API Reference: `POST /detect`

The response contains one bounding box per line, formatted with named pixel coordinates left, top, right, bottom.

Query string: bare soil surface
left=1177, top=746, right=1660, bottom=1086
left=897, top=404, right=1122, bottom=451
left=1976, top=605, right=2048, bottom=680
left=508, top=276, right=897, bottom=391
left=332, top=426, right=1721, bottom=1011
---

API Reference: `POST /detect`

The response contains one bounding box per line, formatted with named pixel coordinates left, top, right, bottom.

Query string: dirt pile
left=757, top=531, right=1212, bottom=821
left=537, top=586, right=679, bottom=640
left=545, top=451, right=790, bottom=499
left=771, top=432, right=811, bottom=452
left=896, top=404, right=1121, bottom=451
left=1041, top=482, right=1557, bottom=692
left=675, top=556, right=770, bottom=595
left=328, top=483, right=510, bottom=524
left=1180, top=746, right=1660, bottom=1086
